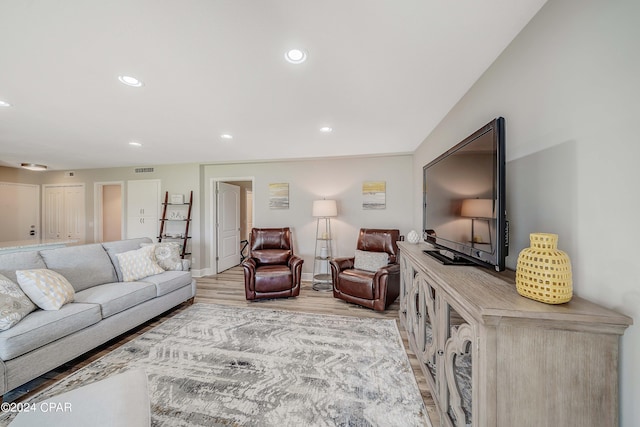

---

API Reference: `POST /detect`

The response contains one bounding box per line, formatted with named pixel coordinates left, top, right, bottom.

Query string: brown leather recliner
left=330, top=228, right=400, bottom=311
left=242, top=227, right=304, bottom=300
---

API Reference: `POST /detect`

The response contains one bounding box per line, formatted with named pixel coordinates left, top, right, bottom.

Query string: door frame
left=94, top=181, right=125, bottom=242
left=210, top=176, right=254, bottom=275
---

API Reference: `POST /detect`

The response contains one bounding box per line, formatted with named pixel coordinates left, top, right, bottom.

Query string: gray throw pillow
left=0, top=273, right=36, bottom=330
left=353, top=250, right=389, bottom=272
left=141, top=242, right=183, bottom=271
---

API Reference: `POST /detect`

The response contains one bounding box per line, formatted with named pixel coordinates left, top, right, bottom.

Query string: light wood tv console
left=398, top=242, right=632, bottom=427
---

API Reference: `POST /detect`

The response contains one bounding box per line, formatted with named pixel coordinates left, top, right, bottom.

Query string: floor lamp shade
left=461, top=198, right=494, bottom=219
left=312, top=200, right=337, bottom=217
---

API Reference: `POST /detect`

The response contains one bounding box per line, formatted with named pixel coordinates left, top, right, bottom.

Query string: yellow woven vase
left=515, top=233, right=572, bottom=304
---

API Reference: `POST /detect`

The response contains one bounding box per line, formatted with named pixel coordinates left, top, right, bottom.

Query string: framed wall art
left=269, top=183, right=289, bottom=209
left=362, top=181, right=386, bottom=209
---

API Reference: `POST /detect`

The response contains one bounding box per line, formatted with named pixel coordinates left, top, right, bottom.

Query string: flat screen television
left=422, top=117, right=508, bottom=271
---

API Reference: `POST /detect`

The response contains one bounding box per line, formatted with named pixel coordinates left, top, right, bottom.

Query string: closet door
left=44, top=186, right=64, bottom=240
left=126, top=179, right=161, bottom=241
left=43, top=184, right=86, bottom=242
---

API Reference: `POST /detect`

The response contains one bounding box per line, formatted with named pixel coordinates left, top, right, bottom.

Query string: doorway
left=94, top=182, right=124, bottom=242
left=212, top=178, right=254, bottom=274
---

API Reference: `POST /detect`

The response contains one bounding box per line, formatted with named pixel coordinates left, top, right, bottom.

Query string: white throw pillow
left=140, top=242, right=183, bottom=271
left=15, top=269, right=75, bottom=311
left=116, top=245, right=165, bottom=282
left=0, top=273, right=37, bottom=330
left=353, top=250, right=390, bottom=272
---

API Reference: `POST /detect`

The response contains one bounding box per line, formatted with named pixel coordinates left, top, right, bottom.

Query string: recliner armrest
left=330, top=257, right=355, bottom=273
left=242, top=258, right=257, bottom=274
left=288, top=255, right=303, bottom=270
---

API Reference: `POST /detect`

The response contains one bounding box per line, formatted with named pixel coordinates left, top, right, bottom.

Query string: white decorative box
left=170, top=194, right=184, bottom=204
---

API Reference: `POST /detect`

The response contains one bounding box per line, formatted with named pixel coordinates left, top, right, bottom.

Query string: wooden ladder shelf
left=158, top=190, right=193, bottom=259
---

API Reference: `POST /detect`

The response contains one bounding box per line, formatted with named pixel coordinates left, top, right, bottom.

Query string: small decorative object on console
left=515, top=233, right=572, bottom=304
left=406, top=230, right=420, bottom=244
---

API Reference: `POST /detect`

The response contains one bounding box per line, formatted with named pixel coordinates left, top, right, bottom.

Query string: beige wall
left=39, top=164, right=201, bottom=267
left=412, top=0, right=639, bottom=424
left=0, top=166, right=43, bottom=185
left=202, top=155, right=413, bottom=277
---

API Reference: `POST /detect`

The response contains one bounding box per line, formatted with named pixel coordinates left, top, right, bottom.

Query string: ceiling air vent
left=134, top=167, right=155, bottom=174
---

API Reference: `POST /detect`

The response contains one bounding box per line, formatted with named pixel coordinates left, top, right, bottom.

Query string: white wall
left=40, top=164, right=201, bottom=267
left=202, top=155, right=413, bottom=277
left=412, top=0, right=639, bottom=425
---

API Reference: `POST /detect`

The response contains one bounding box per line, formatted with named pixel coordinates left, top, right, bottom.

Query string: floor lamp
left=461, top=198, right=494, bottom=249
left=312, top=199, right=337, bottom=291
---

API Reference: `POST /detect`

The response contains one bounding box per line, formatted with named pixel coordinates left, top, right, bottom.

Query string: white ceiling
left=0, top=0, right=547, bottom=171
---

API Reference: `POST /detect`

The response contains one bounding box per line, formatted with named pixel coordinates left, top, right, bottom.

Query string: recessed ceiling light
left=21, top=163, right=47, bottom=171
left=220, top=134, right=233, bottom=140
left=118, top=75, right=143, bottom=87
left=319, top=126, right=333, bottom=133
left=0, top=100, right=11, bottom=107
left=284, top=49, right=307, bottom=64
left=129, top=141, right=143, bottom=147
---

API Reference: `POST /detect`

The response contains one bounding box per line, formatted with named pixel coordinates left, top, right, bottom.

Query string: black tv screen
left=423, top=117, right=507, bottom=271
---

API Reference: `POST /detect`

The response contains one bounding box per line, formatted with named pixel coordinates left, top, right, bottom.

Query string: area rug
left=1, top=304, right=429, bottom=426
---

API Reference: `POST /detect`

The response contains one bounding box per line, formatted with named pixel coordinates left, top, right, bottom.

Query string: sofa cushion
left=102, top=238, right=154, bottom=281
left=0, top=303, right=101, bottom=360
left=0, top=274, right=36, bottom=331
left=0, top=250, right=46, bottom=283
left=74, top=282, right=157, bottom=318
left=140, top=270, right=192, bottom=297
left=115, top=246, right=164, bottom=282
left=40, top=244, right=117, bottom=292
left=16, top=269, right=75, bottom=310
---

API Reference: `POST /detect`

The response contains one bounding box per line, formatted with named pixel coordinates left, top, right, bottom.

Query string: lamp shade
left=461, top=198, right=494, bottom=219
left=312, top=199, right=337, bottom=217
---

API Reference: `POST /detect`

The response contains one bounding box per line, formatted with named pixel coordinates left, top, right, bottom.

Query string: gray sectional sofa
left=0, top=238, right=196, bottom=400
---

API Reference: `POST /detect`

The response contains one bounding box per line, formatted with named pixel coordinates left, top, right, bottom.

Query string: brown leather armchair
left=330, top=228, right=400, bottom=311
left=242, top=227, right=304, bottom=300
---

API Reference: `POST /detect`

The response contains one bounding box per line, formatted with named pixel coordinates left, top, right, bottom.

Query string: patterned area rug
left=1, top=304, right=429, bottom=426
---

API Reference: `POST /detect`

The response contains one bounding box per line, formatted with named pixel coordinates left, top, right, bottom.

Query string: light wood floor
left=6, top=267, right=439, bottom=424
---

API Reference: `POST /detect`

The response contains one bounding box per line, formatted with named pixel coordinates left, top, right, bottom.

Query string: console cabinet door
left=440, top=313, right=475, bottom=427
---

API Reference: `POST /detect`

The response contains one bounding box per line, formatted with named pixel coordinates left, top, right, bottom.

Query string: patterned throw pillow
left=140, top=242, right=183, bottom=271
left=353, top=250, right=390, bottom=272
left=115, top=245, right=164, bottom=282
left=15, top=269, right=75, bottom=311
left=0, top=273, right=37, bottom=331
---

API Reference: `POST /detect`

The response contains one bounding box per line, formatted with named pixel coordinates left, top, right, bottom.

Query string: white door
left=64, top=185, right=85, bottom=241
left=0, top=182, right=39, bottom=241
left=44, top=186, right=64, bottom=240
left=43, top=185, right=86, bottom=242
left=217, top=182, right=241, bottom=273
left=126, top=180, right=160, bottom=241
